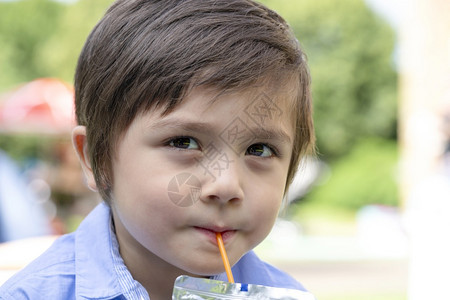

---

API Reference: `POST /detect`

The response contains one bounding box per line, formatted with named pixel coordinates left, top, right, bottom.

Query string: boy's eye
left=246, top=143, right=275, bottom=157
left=169, top=137, right=199, bottom=150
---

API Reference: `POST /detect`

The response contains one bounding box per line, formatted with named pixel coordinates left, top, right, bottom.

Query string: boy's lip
left=193, top=226, right=237, bottom=244
left=195, top=225, right=234, bottom=233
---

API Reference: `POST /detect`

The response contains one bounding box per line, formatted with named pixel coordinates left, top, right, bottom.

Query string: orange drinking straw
left=215, top=232, right=235, bottom=283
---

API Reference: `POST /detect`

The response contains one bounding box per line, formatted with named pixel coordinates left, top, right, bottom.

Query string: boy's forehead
left=186, top=83, right=297, bottom=112
left=177, top=85, right=294, bottom=122
left=135, top=84, right=297, bottom=142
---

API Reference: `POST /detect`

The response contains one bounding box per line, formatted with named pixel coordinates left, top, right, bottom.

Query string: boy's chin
left=178, top=260, right=230, bottom=277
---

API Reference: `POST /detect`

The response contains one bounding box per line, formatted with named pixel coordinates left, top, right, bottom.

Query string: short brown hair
left=74, top=0, right=314, bottom=202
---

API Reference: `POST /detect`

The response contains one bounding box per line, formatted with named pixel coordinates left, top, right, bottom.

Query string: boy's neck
left=120, top=245, right=178, bottom=300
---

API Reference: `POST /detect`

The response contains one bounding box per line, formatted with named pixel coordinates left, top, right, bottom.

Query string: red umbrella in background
left=0, top=78, right=75, bottom=135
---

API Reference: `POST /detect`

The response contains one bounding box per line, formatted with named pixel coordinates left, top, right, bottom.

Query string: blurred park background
left=0, top=0, right=449, bottom=299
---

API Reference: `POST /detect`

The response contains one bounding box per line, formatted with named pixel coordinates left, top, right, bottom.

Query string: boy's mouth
left=193, top=226, right=236, bottom=244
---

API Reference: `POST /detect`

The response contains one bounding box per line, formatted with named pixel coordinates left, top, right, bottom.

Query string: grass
left=288, top=201, right=358, bottom=236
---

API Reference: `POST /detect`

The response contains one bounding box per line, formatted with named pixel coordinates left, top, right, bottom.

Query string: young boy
left=0, top=0, right=314, bottom=299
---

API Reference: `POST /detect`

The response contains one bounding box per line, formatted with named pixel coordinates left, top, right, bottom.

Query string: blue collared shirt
left=0, top=202, right=307, bottom=299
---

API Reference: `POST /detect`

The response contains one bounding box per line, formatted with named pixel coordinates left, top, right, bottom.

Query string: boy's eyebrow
left=150, top=117, right=292, bottom=144
left=149, top=118, right=212, bottom=133
left=250, top=127, right=292, bottom=145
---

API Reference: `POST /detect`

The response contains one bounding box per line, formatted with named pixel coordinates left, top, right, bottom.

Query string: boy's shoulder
left=232, top=251, right=307, bottom=291
left=0, top=233, right=77, bottom=299
left=0, top=203, right=120, bottom=300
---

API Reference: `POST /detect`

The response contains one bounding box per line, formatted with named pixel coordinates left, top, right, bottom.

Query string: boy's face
left=90, top=86, right=294, bottom=276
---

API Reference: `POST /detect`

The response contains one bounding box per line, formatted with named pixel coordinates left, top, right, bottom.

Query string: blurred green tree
left=38, top=0, right=115, bottom=83
left=0, top=0, right=64, bottom=92
left=262, top=0, right=398, bottom=160
left=260, top=0, right=399, bottom=211
left=0, top=0, right=115, bottom=91
left=307, top=138, right=398, bottom=210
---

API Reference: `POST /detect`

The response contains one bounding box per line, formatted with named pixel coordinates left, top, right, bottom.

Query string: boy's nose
left=199, top=161, right=244, bottom=205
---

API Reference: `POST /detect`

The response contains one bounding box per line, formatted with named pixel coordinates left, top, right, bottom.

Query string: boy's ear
left=72, top=126, right=98, bottom=192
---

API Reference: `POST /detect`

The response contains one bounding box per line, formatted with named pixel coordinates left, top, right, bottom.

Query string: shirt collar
left=109, top=213, right=149, bottom=299
left=75, top=202, right=124, bottom=299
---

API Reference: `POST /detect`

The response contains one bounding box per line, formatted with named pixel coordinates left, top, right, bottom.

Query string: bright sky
left=364, top=0, right=408, bottom=31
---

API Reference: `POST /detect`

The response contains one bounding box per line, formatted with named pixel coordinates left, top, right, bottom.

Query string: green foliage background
left=263, top=0, right=399, bottom=212
left=0, top=0, right=399, bottom=212
left=306, top=138, right=398, bottom=210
